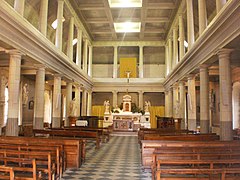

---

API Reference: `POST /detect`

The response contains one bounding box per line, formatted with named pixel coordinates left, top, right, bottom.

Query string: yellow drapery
left=120, top=58, right=137, bottom=78
left=91, top=106, right=105, bottom=117
left=149, top=106, right=165, bottom=128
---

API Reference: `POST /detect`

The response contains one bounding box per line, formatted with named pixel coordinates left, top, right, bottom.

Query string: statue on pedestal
left=104, top=100, right=110, bottom=114
left=144, top=101, right=151, bottom=113
left=69, top=98, right=77, bottom=117
left=22, top=83, right=29, bottom=107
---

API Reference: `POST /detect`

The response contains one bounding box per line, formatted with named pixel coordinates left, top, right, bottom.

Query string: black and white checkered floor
left=61, top=136, right=151, bottom=180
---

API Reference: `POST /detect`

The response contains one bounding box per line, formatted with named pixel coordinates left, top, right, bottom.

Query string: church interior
left=0, top=0, right=240, bottom=179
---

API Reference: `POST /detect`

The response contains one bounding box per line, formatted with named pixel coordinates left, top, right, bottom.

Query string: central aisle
left=62, top=136, right=151, bottom=180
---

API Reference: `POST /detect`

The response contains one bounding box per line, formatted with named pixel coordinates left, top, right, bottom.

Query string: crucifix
left=125, top=71, right=131, bottom=83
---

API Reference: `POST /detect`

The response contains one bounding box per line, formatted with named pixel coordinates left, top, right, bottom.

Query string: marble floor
left=61, top=135, right=151, bottom=180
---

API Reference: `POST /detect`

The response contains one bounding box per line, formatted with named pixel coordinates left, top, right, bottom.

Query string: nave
left=62, top=136, right=151, bottom=180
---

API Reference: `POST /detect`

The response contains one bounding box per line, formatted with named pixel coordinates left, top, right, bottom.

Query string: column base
left=220, top=121, right=233, bottom=141
left=188, top=118, right=196, bottom=131
left=34, top=117, right=44, bottom=129
left=6, top=118, right=19, bottom=136
left=52, top=117, right=61, bottom=128
left=200, top=119, right=210, bottom=133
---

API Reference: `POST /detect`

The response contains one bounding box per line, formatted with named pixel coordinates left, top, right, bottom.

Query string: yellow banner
left=120, top=58, right=137, bottom=78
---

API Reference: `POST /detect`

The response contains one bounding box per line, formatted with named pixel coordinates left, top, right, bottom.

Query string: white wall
left=93, top=64, right=113, bottom=78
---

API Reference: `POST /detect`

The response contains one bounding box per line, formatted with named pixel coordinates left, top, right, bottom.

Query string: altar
left=103, top=94, right=151, bottom=131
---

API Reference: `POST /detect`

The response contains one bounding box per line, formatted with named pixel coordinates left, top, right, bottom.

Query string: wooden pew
left=0, top=166, right=15, bottom=180
left=155, top=159, right=240, bottom=180
left=33, top=128, right=101, bottom=149
left=0, top=136, right=85, bottom=169
left=0, top=157, right=37, bottom=180
left=141, top=140, right=240, bottom=169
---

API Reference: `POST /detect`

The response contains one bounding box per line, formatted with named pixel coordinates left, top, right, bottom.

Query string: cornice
left=92, top=41, right=165, bottom=47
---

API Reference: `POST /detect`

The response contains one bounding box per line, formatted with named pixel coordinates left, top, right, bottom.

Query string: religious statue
left=69, top=98, right=77, bottom=117
left=22, top=83, right=29, bottom=106
left=144, top=101, right=151, bottom=112
left=104, top=100, right=110, bottom=114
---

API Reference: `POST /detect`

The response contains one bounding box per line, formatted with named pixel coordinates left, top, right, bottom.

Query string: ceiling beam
left=146, top=2, right=176, bottom=9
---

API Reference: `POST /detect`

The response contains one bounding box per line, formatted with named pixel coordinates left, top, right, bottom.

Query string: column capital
left=112, top=90, right=118, bottom=94
left=178, top=81, right=185, bottom=86
left=138, top=90, right=144, bottom=94
left=34, top=64, right=46, bottom=70
left=7, top=49, right=24, bottom=57
left=216, top=48, right=234, bottom=58
left=199, top=64, right=209, bottom=72
left=187, top=74, right=196, bottom=80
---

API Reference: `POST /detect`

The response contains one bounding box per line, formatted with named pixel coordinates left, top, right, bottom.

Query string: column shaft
left=198, top=0, right=207, bottom=35
left=14, top=0, right=25, bottom=16
left=6, top=51, right=22, bottom=136
left=200, top=65, right=210, bottom=133
left=55, top=0, right=64, bottom=51
left=33, top=67, right=45, bottom=129
left=218, top=49, right=233, bottom=140
left=0, top=75, right=7, bottom=133
left=81, top=89, right=87, bottom=116
left=52, top=75, right=61, bottom=128
left=139, top=46, right=144, bottom=78
left=179, top=14, right=185, bottom=60
left=76, top=29, right=82, bottom=68
left=165, top=45, right=169, bottom=76
left=179, top=81, right=186, bottom=129
left=82, top=39, right=88, bottom=72
left=173, top=28, right=179, bottom=68
left=75, top=85, right=81, bottom=117
left=39, top=0, right=49, bottom=36
left=168, top=88, right=173, bottom=117
left=65, top=82, right=72, bottom=126
left=67, top=17, right=74, bottom=61
left=87, top=91, right=92, bottom=116
left=112, top=91, right=118, bottom=107
left=173, top=85, right=179, bottom=118
left=113, top=46, right=118, bottom=78
left=88, top=45, right=93, bottom=77
left=187, top=75, right=197, bottom=131
left=168, top=38, right=173, bottom=72
left=186, top=0, right=195, bottom=49
left=138, top=91, right=144, bottom=110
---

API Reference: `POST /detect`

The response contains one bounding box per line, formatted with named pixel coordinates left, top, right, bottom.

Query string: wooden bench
left=0, top=136, right=85, bottom=169
left=155, top=159, right=240, bottom=180
left=141, top=140, right=240, bottom=169
left=0, top=166, right=15, bottom=180
left=33, top=128, right=100, bottom=149
left=0, top=157, right=37, bottom=180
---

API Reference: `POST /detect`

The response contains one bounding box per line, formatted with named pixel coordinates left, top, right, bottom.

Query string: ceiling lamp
left=108, top=0, right=142, bottom=8
left=114, top=22, right=141, bottom=32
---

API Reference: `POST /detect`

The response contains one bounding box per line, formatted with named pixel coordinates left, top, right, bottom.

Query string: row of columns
left=165, top=48, right=233, bottom=141
left=166, top=0, right=227, bottom=75
left=0, top=50, right=93, bottom=136
left=13, top=0, right=93, bottom=76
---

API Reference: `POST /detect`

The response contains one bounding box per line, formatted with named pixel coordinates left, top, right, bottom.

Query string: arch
left=232, top=82, right=240, bottom=129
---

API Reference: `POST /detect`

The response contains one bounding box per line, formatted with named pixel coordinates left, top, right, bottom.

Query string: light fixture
left=51, top=17, right=65, bottom=29
left=114, top=22, right=141, bottom=32
left=72, top=38, right=78, bottom=45
left=108, top=0, right=142, bottom=8
left=184, top=40, right=188, bottom=48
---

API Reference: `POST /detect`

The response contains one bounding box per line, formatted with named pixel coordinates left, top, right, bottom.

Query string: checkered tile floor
left=61, top=136, right=151, bottom=180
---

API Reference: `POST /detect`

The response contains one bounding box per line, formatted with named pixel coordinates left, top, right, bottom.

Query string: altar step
left=110, top=131, right=138, bottom=137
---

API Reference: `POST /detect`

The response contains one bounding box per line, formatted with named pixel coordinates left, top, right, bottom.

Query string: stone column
left=179, top=14, right=185, bottom=60
left=186, top=0, right=195, bottom=50
left=200, top=65, right=210, bottom=133
left=173, top=84, right=179, bottom=118
left=139, top=46, right=144, bottom=78
left=112, top=91, right=118, bottom=108
left=76, top=29, right=82, bottom=69
left=216, top=0, right=227, bottom=13
left=74, top=85, right=81, bottom=117
left=52, top=74, right=62, bottom=128
left=164, top=91, right=169, bottom=117
left=165, top=44, right=169, bottom=76
left=173, top=28, right=179, bottom=68
left=33, top=66, right=45, bottom=129
left=6, top=50, right=22, bottom=136
left=179, top=81, right=186, bottom=129
left=218, top=49, right=233, bottom=141
left=0, top=75, right=7, bottom=133
left=65, top=82, right=72, bottom=126
left=113, top=46, right=118, bottom=78
left=168, top=88, right=173, bottom=117
left=198, top=0, right=207, bottom=35
left=55, top=0, right=64, bottom=51
left=39, top=0, right=49, bottom=36
left=14, top=0, right=25, bottom=16
left=87, top=91, right=92, bottom=116
left=67, top=17, right=74, bottom=61
left=187, top=75, right=197, bottom=131
left=168, top=38, right=173, bottom=72
left=81, top=88, right=87, bottom=116
left=138, top=91, right=144, bottom=110
left=82, top=39, right=88, bottom=73
left=88, top=45, right=93, bottom=77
